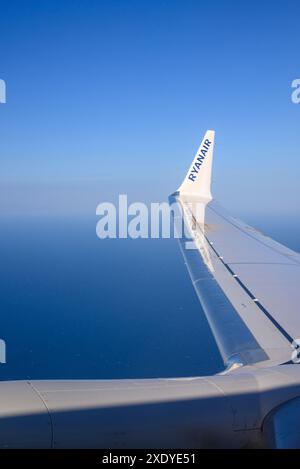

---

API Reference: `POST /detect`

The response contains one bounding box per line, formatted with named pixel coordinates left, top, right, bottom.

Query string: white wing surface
left=171, top=131, right=300, bottom=369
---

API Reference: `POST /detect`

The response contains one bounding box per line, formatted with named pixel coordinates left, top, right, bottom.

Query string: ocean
left=0, top=214, right=299, bottom=381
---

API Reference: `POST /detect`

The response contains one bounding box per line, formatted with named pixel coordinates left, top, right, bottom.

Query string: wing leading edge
left=171, top=131, right=300, bottom=369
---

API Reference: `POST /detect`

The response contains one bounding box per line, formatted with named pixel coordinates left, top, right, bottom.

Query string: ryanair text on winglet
left=0, top=79, right=6, bottom=104
left=188, top=139, right=211, bottom=182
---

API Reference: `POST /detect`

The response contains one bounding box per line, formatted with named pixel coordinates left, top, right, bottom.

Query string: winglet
left=178, top=130, right=215, bottom=200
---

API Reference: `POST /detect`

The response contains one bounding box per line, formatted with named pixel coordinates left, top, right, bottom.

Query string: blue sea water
left=0, top=214, right=299, bottom=381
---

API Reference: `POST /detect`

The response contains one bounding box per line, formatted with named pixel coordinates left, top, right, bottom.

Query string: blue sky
left=0, top=0, right=299, bottom=216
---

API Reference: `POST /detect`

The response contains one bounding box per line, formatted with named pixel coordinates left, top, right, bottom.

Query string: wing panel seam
left=191, top=213, right=295, bottom=345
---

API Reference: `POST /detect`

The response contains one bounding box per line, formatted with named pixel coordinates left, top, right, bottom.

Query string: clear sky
left=0, top=0, right=299, bottom=216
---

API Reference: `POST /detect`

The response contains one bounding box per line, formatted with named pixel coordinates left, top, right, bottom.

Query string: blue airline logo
left=188, top=139, right=211, bottom=182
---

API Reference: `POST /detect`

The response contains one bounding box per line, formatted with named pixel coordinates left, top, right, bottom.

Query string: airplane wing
left=0, top=130, right=300, bottom=449
left=170, top=130, right=300, bottom=370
